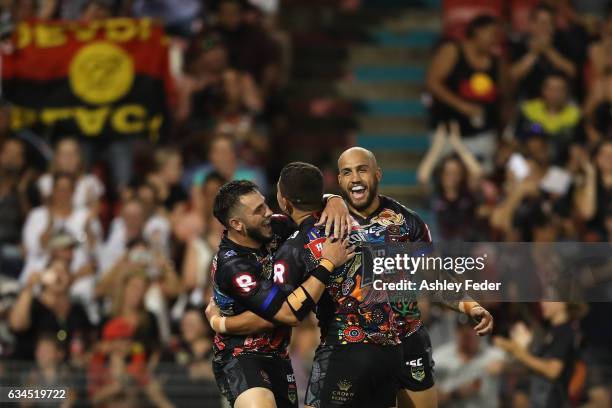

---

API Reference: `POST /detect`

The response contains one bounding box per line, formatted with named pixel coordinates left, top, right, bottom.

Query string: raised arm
left=448, top=121, right=483, bottom=186
left=417, top=123, right=447, bottom=186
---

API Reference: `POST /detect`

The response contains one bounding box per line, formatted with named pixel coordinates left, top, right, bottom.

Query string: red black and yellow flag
left=1, top=18, right=173, bottom=141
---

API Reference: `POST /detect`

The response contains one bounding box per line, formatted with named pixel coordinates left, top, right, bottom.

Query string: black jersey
left=272, top=212, right=400, bottom=346
left=212, top=214, right=295, bottom=358
left=348, top=195, right=432, bottom=339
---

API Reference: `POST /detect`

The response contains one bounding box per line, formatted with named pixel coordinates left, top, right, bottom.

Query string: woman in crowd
left=417, top=121, right=484, bottom=241
left=37, top=137, right=104, bottom=209
left=574, top=140, right=612, bottom=241
left=427, top=14, right=502, bottom=169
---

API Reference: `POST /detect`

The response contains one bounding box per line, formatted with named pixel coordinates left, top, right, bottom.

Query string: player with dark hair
left=335, top=147, right=494, bottom=408
left=209, top=179, right=354, bottom=408
left=210, top=163, right=406, bottom=407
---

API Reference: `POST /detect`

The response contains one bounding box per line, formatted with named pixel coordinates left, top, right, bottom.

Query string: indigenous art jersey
left=273, top=212, right=401, bottom=346
left=212, top=214, right=295, bottom=358
left=348, top=195, right=432, bottom=339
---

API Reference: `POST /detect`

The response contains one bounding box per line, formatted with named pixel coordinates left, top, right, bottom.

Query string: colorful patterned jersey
left=211, top=214, right=295, bottom=358
left=348, top=195, right=432, bottom=339
left=270, top=215, right=393, bottom=346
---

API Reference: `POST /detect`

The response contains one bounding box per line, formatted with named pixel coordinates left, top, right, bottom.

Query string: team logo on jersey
left=371, top=208, right=404, bottom=227
left=273, top=262, right=287, bottom=284
left=408, top=358, right=425, bottom=382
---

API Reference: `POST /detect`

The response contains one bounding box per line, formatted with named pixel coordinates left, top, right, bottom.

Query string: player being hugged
left=209, top=180, right=354, bottom=408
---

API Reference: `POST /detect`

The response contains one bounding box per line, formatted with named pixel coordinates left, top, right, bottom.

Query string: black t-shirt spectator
left=12, top=298, right=93, bottom=361
left=510, top=35, right=576, bottom=100
left=528, top=322, right=579, bottom=408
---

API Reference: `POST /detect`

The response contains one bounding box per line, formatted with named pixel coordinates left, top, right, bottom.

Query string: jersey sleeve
left=407, top=209, right=432, bottom=243
left=272, top=242, right=309, bottom=291
left=218, top=257, right=286, bottom=321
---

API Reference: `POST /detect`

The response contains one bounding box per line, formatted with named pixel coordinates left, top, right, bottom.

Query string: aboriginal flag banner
left=1, top=18, right=172, bottom=141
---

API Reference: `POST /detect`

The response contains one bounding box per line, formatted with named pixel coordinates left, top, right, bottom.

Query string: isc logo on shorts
left=407, top=358, right=423, bottom=367
left=286, top=374, right=295, bottom=383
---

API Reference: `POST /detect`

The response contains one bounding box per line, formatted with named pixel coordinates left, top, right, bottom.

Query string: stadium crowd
left=0, top=0, right=609, bottom=407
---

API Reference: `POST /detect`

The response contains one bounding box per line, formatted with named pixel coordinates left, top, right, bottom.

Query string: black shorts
left=398, top=326, right=435, bottom=391
left=305, top=343, right=402, bottom=408
left=213, top=353, right=298, bottom=408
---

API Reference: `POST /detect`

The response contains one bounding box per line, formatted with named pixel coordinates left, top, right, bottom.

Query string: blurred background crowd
left=0, top=0, right=610, bottom=407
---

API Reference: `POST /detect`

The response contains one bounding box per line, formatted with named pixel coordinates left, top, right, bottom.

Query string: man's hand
left=469, top=305, right=494, bottom=336
left=317, top=196, right=353, bottom=238
left=205, top=298, right=221, bottom=327
left=321, top=237, right=355, bottom=268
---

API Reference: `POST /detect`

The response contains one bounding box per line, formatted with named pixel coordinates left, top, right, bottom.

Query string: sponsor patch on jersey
left=232, top=272, right=257, bottom=295
left=304, top=237, right=326, bottom=259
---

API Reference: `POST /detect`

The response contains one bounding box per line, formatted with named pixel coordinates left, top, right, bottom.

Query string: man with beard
left=210, top=151, right=495, bottom=408
left=336, top=147, right=494, bottom=408
left=210, top=180, right=354, bottom=408
left=210, top=163, right=407, bottom=407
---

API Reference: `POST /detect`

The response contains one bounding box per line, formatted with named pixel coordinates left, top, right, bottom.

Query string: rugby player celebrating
left=209, top=180, right=354, bottom=408
left=336, top=147, right=494, bottom=408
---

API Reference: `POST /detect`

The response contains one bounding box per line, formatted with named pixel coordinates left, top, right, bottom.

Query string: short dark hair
left=465, top=14, right=497, bottom=38
left=278, top=162, right=324, bottom=211
left=213, top=180, right=259, bottom=227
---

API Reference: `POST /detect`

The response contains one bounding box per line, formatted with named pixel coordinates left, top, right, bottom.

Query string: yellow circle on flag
left=69, top=41, right=134, bottom=105
left=470, top=73, right=493, bottom=96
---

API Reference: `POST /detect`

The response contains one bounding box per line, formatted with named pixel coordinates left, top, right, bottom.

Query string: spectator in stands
left=20, top=173, right=102, bottom=285
left=584, top=68, right=612, bottom=143
left=176, top=33, right=263, bottom=130
left=574, top=140, right=612, bottom=241
left=427, top=14, right=501, bottom=170
left=9, top=257, right=93, bottom=361
left=147, top=147, right=188, bottom=216
left=131, top=0, right=202, bottom=37
left=586, top=15, right=612, bottom=88
left=37, top=137, right=105, bottom=210
left=87, top=317, right=173, bottom=408
left=99, top=268, right=163, bottom=358
left=434, top=315, right=504, bottom=408
left=190, top=134, right=267, bottom=196
left=99, top=199, right=146, bottom=273
left=214, top=0, right=281, bottom=99
left=494, top=302, right=582, bottom=408
left=155, top=305, right=220, bottom=408
left=23, top=334, right=77, bottom=405
left=510, top=4, right=577, bottom=100
left=515, top=74, right=581, bottom=164
left=417, top=122, right=484, bottom=241
left=0, top=138, right=33, bottom=277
